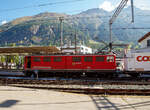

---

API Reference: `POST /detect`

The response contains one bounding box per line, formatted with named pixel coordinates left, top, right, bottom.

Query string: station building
left=58, top=45, right=92, bottom=54
left=138, top=32, right=150, bottom=49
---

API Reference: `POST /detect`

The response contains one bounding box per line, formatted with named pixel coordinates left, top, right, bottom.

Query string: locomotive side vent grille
left=96, top=56, right=104, bottom=62
left=72, top=57, right=81, bottom=62
left=84, top=57, right=93, bottom=62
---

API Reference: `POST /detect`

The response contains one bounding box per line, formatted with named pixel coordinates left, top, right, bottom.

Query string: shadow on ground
left=90, top=95, right=150, bottom=110
left=0, top=100, right=20, bottom=108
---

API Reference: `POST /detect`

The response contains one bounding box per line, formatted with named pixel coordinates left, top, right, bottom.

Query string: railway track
left=0, top=76, right=150, bottom=95
left=11, top=85, right=150, bottom=95
left=8, top=83, right=150, bottom=95
left=0, top=76, right=150, bottom=85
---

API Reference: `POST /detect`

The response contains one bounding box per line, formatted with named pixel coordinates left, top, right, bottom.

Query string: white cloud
left=125, top=0, right=150, bottom=10
left=99, top=1, right=115, bottom=12
left=99, top=0, right=150, bottom=12
left=1, top=20, right=7, bottom=25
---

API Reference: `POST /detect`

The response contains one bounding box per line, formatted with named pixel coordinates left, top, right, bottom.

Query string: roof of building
left=138, top=32, right=150, bottom=43
left=0, top=46, right=60, bottom=54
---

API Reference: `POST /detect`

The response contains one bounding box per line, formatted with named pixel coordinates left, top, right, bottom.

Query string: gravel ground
left=10, top=84, right=150, bottom=90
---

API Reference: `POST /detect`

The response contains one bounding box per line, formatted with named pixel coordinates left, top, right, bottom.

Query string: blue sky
left=0, top=0, right=150, bottom=24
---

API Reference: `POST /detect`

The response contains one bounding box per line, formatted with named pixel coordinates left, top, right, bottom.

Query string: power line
left=109, top=0, right=131, bottom=52
left=113, top=27, right=150, bottom=29
left=0, top=0, right=86, bottom=13
left=13, top=15, right=111, bottom=22
left=7, top=13, right=150, bottom=22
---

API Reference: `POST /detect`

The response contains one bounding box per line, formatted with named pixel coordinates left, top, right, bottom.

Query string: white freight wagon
left=124, top=49, right=150, bottom=76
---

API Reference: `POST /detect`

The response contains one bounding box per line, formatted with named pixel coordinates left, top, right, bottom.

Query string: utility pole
left=109, top=0, right=134, bottom=52
left=131, top=0, right=134, bottom=23
left=109, top=23, right=112, bottom=52
left=75, top=29, right=77, bottom=54
left=59, top=17, right=64, bottom=52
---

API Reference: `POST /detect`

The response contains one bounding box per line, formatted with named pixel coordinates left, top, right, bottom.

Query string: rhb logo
left=137, top=56, right=150, bottom=62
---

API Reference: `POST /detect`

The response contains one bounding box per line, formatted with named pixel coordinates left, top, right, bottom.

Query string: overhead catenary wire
left=109, top=0, right=135, bottom=52
left=8, top=15, right=111, bottom=22
left=113, top=27, right=150, bottom=29
left=1, top=10, right=150, bottom=22
left=2, top=13, right=150, bottom=24
left=0, top=0, right=86, bottom=13
left=0, top=1, right=150, bottom=32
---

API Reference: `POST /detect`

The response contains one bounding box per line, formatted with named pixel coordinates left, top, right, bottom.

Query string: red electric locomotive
left=23, top=54, right=117, bottom=77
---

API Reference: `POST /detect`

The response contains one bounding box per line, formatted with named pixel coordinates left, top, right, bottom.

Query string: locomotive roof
left=26, top=53, right=115, bottom=56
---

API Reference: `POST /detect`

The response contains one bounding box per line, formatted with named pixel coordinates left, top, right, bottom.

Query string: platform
left=0, top=86, right=150, bottom=110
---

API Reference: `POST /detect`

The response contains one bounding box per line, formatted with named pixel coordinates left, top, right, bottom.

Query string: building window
left=33, top=57, right=41, bottom=62
left=147, top=39, right=150, bottom=47
left=96, top=56, right=104, bottom=62
left=54, top=57, right=62, bottom=62
left=84, top=56, right=93, bottom=62
left=72, top=57, right=81, bottom=62
left=43, top=57, right=51, bottom=62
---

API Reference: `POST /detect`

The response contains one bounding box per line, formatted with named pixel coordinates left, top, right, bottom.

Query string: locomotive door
left=66, top=56, right=83, bottom=71
left=26, top=56, right=31, bottom=69
left=83, top=56, right=93, bottom=70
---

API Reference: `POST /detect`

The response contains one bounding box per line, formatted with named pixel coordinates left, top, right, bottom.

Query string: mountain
left=0, top=7, right=149, bottom=48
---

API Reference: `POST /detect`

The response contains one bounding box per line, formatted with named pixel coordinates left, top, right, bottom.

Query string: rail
left=0, top=77, right=150, bottom=95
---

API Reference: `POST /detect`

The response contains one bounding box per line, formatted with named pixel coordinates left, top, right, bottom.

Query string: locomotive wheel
left=129, top=73, right=140, bottom=78
left=105, top=74, right=113, bottom=79
left=25, top=72, right=32, bottom=77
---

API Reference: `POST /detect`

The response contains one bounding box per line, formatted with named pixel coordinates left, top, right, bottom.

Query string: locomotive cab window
left=54, top=57, right=62, bottom=62
left=72, top=57, right=81, bottom=62
left=107, top=56, right=114, bottom=62
left=43, top=57, right=51, bottom=62
left=33, top=57, right=41, bottom=62
left=96, top=56, right=104, bottom=62
left=84, top=56, right=93, bottom=62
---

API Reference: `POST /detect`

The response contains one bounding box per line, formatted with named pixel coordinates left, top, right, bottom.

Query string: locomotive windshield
left=107, top=56, right=114, bottom=62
